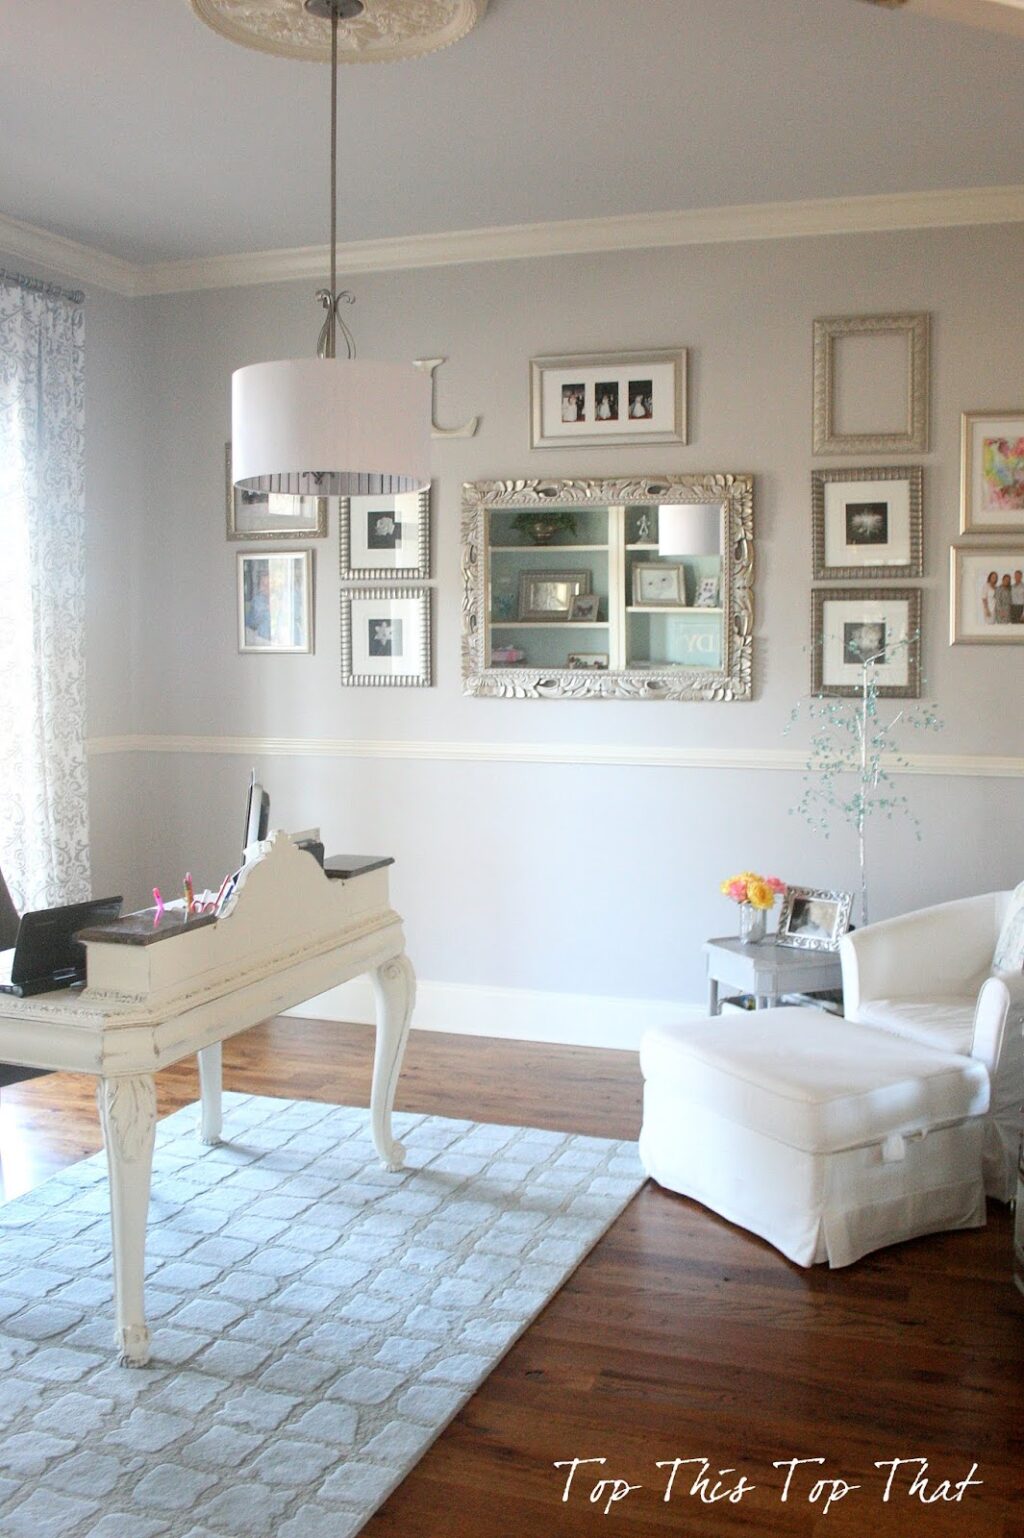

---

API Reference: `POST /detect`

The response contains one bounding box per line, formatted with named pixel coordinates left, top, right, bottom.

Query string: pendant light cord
left=316, top=2, right=356, bottom=361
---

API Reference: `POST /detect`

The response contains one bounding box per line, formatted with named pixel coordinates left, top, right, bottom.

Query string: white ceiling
left=2, top=0, right=1024, bottom=266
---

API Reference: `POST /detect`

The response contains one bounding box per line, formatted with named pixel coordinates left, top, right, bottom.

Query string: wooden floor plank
left=1, top=1017, right=1021, bottom=1538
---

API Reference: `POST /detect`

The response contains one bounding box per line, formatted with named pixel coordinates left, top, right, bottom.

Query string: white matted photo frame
left=341, top=587, right=432, bottom=687
left=950, top=546, right=1024, bottom=643
left=237, top=550, right=313, bottom=654
left=339, top=487, right=431, bottom=580
left=811, top=586, right=921, bottom=698
left=225, top=444, right=327, bottom=541
left=776, top=886, right=853, bottom=952
left=812, top=313, right=930, bottom=455
left=960, top=411, right=1024, bottom=535
left=530, top=349, right=687, bottom=448
left=631, top=561, right=686, bottom=608
left=812, top=466, right=923, bottom=579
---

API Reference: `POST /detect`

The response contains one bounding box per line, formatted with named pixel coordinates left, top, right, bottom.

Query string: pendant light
left=231, top=0, right=431, bottom=499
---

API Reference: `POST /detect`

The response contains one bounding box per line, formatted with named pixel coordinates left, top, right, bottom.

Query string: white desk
left=0, top=834, right=415, bottom=1366
left=704, top=935, right=843, bottom=1015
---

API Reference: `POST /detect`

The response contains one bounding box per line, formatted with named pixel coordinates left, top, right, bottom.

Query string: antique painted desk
left=0, top=833, right=415, bottom=1366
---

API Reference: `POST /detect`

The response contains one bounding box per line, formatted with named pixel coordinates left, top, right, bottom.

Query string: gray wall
left=83, top=223, right=1024, bottom=1015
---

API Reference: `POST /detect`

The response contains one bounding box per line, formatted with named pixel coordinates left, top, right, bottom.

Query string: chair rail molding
left=85, top=734, right=1024, bottom=779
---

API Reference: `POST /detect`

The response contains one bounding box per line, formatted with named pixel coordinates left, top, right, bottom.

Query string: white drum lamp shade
left=658, top=503, right=722, bottom=556
left=232, top=357, right=432, bottom=498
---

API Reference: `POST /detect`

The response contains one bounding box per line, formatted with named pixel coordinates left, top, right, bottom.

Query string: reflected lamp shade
left=658, top=503, right=721, bottom=556
left=231, top=357, right=432, bottom=498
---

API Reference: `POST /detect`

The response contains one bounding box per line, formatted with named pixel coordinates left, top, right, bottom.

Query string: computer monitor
left=242, top=769, right=270, bottom=858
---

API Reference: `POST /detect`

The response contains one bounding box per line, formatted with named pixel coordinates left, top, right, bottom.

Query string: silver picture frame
left=812, top=313, right=930, bottom=455
left=812, top=466, right=923, bottom=580
left=225, top=444, right=328, bottom=541
left=339, top=486, right=431, bottom=580
left=340, top=587, right=432, bottom=688
left=631, top=561, right=686, bottom=608
left=517, top=570, right=591, bottom=622
left=530, top=349, right=688, bottom=449
left=959, top=410, right=1024, bottom=535
left=237, top=549, right=314, bottom=655
left=811, top=586, right=921, bottom=699
left=776, top=886, right=853, bottom=952
left=949, top=545, right=1024, bottom=644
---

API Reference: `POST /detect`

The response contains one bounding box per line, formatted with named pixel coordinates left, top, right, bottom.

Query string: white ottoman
left=639, top=1008, right=991, bottom=1268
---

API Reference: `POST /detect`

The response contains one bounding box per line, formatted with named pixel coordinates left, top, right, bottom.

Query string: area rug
left=0, top=1093, right=644, bottom=1538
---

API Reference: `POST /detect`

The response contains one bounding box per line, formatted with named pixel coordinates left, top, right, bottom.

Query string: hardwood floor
left=3, top=1019, right=1022, bottom=1538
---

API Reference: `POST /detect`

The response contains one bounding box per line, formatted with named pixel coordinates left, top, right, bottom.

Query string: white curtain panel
left=0, top=279, right=90, bottom=911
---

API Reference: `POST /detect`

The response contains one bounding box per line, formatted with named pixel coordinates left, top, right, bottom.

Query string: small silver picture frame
left=813, top=313, right=930, bottom=456
left=776, top=886, right=853, bottom=951
left=226, top=444, right=328, bottom=541
left=339, top=486, right=431, bottom=580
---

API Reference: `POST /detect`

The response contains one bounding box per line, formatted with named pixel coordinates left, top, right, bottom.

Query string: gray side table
left=704, top=935, right=844, bottom=1015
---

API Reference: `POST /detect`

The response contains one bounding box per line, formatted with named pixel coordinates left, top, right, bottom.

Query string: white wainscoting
left=287, top=975, right=702, bottom=1052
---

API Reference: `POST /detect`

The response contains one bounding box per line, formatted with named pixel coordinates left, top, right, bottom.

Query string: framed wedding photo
left=812, top=467, right=923, bottom=579
left=339, top=487, right=431, bottom=579
left=225, top=444, right=327, bottom=541
left=530, top=349, right=687, bottom=448
left=340, top=587, right=432, bottom=687
left=950, top=546, right=1024, bottom=644
left=237, top=550, right=313, bottom=654
left=960, top=411, right=1024, bottom=534
left=776, top=886, right=853, bottom=952
left=811, top=587, right=921, bottom=698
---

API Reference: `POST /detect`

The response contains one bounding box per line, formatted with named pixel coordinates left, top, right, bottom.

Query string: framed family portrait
left=340, top=587, right=431, bottom=687
left=811, top=587, right=921, bottom=698
left=812, top=466, right=923, bottom=579
left=225, top=445, right=327, bottom=541
left=776, top=886, right=853, bottom=952
left=237, top=550, right=313, bottom=654
left=530, top=349, right=687, bottom=448
left=518, top=570, right=591, bottom=621
left=960, top=411, right=1024, bottom=534
left=632, top=562, right=686, bottom=607
left=339, top=487, right=431, bottom=580
left=812, top=313, right=929, bottom=456
left=950, top=547, right=1024, bottom=644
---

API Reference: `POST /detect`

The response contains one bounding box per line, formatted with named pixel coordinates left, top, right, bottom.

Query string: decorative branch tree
left=787, top=637, right=941, bottom=927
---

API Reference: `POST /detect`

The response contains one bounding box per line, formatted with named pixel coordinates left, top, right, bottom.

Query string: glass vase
left=738, top=903, right=767, bottom=945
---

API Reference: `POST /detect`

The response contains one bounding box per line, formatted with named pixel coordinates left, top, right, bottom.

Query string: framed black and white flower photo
left=339, top=487, right=431, bottom=580
left=341, top=587, right=432, bottom=687
left=812, top=467, right=923, bottom=579
left=530, top=349, right=687, bottom=448
left=811, top=587, right=921, bottom=698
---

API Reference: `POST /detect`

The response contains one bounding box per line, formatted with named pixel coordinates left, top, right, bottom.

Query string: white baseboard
left=286, top=976, right=702, bottom=1051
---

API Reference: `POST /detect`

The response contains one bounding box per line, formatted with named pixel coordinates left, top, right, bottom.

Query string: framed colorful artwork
left=960, top=411, right=1024, bottom=534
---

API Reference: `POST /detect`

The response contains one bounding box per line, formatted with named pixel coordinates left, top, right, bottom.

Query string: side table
left=704, top=935, right=844, bottom=1016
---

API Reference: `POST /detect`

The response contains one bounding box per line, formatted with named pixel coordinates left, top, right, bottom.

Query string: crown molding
left=0, top=211, right=140, bottom=296
left=6, top=183, right=1024, bottom=299
left=85, top=734, right=1024, bottom=779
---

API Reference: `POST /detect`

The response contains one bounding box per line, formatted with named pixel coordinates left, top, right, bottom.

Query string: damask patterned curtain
left=0, top=275, right=90, bottom=911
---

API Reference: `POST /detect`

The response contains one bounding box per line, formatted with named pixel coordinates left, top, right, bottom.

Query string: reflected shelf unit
left=461, top=476, right=754, bottom=701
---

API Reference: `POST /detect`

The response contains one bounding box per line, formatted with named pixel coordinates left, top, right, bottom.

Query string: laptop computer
left=0, top=896, right=123, bottom=997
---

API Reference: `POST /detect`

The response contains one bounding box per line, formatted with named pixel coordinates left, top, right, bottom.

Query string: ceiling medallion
left=190, top=0, right=488, bottom=62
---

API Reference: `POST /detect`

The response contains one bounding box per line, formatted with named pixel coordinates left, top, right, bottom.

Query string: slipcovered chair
left=840, top=891, right=1024, bottom=1201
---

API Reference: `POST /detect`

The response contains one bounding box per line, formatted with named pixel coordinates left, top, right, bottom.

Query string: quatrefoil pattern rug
left=0, top=1094, right=643, bottom=1538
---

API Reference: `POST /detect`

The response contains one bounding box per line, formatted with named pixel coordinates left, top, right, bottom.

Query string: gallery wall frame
left=225, top=443, right=328, bottom=541
left=529, top=349, right=688, bottom=449
left=959, top=410, right=1024, bottom=535
left=812, top=313, right=930, bottom=456
left=811, top=586, right=921, bottom=699
left=949, top=546, right=1024, bottom=644
left=340, top=586, right=432, bottom=687
left=237, top=549, right=314, bottom=654
left=339, top=486, right=431, bottom=580
left=811, top=466, right=923, bottom=580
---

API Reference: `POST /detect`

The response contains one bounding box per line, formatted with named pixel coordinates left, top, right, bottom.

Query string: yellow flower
left=746, top=878, right=775, bottom=910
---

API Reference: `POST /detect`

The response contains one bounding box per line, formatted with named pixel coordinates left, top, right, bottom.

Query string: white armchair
left=840, top=892, right=1023, bottom=1201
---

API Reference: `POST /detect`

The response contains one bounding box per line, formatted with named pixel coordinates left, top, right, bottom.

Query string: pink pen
left=152, top=887, right=164, bottom=927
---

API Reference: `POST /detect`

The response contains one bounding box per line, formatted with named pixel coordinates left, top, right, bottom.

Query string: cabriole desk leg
left=97, top=1073, right=157, bottom=1367
left=197, top=1042, right=223, bottom=1145
left=369, top=952, right=416, bottom=1172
